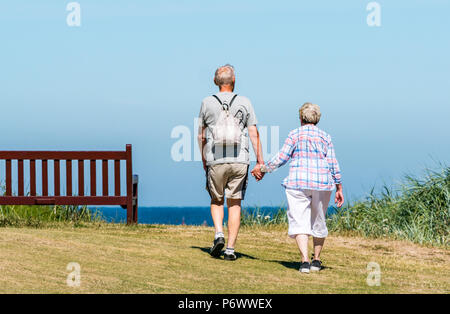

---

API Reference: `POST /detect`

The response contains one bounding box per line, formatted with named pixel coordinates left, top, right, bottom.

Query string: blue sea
left=93, top=206, right=337, bottom=226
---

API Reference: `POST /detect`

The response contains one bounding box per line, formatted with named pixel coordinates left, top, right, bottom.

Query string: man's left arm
left=248, top=125, right=264, bottom=180
left=246, top=101, right=265, bottom=180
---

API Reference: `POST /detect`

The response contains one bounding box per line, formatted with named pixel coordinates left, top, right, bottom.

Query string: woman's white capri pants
left=285, top=188, right=332, bottom=238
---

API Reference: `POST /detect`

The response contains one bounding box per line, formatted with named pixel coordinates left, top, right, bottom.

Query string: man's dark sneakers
left=209, top=237, right=225, bottom=258
left=224, top=251, right=237, bottom=261
left=299, top=261, right=311, bottom=273
left=310, top=260, right=322, bottom=272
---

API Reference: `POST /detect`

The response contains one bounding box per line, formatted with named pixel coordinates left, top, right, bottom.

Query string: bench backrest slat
left=54, top=160, right=60, bottom=196
left=102, top=160, right=108, bottom=196
left=90, top=160, right=96, bottom=196
left=78, top=160, right=84, bottom=196
left=6, top=159, right=12, bottom=196
left=30, top=159, right=36, bottom=196
left=18, top=159, right=24, bottom=196
left=42, top=160, right=48, bottom=196
left=66, top=160, right=72, bottom=196
left=114, top=160, right=120, bottom=196
left=0, top=151, right=127, bottom=160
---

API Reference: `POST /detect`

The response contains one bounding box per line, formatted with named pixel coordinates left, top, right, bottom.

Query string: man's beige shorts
left=206, top=163, right=249, bottom=202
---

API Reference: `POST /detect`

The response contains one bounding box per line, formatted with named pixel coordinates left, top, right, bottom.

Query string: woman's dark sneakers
left=299, top=261, right=311, bottom=273
left=310, top=260, right=322, bottom=272
left=209, top=237, right=225, bottom=258
left=224, top=251, right=237, bottom=261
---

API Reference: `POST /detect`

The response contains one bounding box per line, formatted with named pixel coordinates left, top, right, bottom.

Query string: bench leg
left=132, top=178, right=138, bottom=223
left=126, top=201, right=133, bottom=224
left=126, top=175, right=138, bottom=224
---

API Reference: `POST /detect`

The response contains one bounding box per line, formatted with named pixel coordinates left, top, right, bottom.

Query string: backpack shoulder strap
left=212, top=94, right=238, bottom=110
left=212, top=95, right=223, bottom=105
left=229, top=94, right=238, bottom=108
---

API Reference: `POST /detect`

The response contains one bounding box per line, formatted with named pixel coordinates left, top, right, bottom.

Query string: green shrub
left=240, top=206, right=288, bottom=226
left=240, top=165, right=449, bottom=246
left=328, top=165, right=449, bottom=246
left=0, top=204, right=101, bottom=227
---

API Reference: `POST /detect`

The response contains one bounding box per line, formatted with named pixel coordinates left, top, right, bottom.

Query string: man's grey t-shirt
left=199, top=92, right=257, bottom=166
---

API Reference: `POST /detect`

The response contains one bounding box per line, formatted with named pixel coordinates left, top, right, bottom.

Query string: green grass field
left=1, top=223, right=448, bottom=294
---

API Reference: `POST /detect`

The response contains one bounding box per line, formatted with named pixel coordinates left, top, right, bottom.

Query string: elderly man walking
left=198, top=64, right=264, bottom=260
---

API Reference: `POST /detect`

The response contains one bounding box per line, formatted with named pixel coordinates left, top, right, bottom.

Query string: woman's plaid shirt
left=265, top=125, right=342, bottom=191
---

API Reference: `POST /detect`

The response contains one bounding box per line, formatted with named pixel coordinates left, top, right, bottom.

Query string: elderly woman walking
left=252, top=103, right=344, bottom=273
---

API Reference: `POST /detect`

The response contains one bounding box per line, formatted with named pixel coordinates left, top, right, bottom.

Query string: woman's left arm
left=326, top=137, right=342, bottom=184
left=326, top=137, right=344, bottom=207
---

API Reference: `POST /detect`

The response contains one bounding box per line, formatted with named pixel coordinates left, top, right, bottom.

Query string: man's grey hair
left=214, top=64, right=235, bottom=86
left=299, top=102, right=321, bottom=125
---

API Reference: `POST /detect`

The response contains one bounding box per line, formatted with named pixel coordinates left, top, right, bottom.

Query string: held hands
left=251, top=164, right=265, bottom=181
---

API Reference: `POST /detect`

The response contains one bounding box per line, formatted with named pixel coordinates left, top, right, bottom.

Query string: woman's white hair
left=214, top=64, right=235, bottom=86
left=299, top=102, right=321, bottom=125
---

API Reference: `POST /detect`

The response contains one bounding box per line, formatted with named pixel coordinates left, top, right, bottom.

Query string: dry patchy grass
left=0, top=224, right=448, bottom=294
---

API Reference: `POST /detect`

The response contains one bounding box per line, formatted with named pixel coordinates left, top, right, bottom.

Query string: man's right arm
left=197, top=125, right=207, bottom=171
left=198, top=102, right=207, bottom=171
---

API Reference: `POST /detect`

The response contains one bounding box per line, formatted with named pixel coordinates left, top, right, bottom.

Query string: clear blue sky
left=0, top=1, right=449, bottom=206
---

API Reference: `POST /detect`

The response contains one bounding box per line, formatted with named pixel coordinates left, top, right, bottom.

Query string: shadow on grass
left=191, top=246, right=258, bottom=260
left=268, top=260, right=333, bottom=271
left=191, top=246, right=332, bottom=271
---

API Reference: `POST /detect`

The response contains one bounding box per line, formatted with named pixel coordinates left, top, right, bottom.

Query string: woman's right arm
left=264, top=131, right=296, bottom=173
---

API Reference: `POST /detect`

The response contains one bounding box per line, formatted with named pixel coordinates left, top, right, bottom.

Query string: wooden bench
left=0, top=144, right=138, bottom=224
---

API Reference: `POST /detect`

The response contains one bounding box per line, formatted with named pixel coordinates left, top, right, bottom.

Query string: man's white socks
left=215, top=232, right=224, bottom=239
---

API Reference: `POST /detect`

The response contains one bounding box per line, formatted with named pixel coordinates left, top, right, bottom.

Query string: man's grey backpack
left=210, top=94, right=243, bottom=145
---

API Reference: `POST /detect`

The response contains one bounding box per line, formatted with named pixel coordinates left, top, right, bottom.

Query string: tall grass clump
left=240, top=206, right=288, bottom=226
left=328, top=165, right=450, bottom=246
left=0, top=204, right=102, bottom=228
